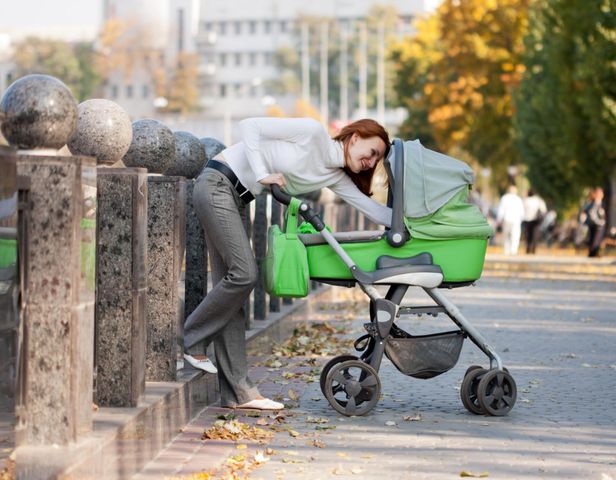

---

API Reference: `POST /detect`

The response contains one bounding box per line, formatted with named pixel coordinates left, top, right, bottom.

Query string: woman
left=184, top=117, right=391, bottom=410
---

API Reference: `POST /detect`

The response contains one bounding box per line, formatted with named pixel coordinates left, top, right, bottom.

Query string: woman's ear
left=350, top=132, right=358, bottom=145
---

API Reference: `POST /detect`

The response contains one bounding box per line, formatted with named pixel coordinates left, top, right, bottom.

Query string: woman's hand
left=258, top=173, right=286, bottom=188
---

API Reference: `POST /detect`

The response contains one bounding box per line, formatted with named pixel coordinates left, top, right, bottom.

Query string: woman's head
left=333, top=119, right=390, bottom=196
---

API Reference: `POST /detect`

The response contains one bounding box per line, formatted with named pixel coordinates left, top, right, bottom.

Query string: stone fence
left=0, top=74, right=370, bottom=477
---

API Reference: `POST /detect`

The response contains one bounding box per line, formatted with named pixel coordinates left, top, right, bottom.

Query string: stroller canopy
left=385, top=139, right=493, bottom=241
left=403, top=139, right=475, bottom=219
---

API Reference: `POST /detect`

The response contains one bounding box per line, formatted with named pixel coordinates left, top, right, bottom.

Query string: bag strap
left=285, top=197, right=301, bottom=234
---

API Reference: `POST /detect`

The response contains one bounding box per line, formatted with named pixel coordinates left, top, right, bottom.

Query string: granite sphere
left=200, top=137, right=226, bottom=162
left=67, top=99, right=133, bottom=165
left=0, top=74, right=78, bottom=150
left=122, top=119, right=175, bottom=173
left=164, top=131, right=206, bottom=178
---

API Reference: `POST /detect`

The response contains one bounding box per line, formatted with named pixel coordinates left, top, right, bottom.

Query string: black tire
left=323, top=359, right=381, bottom=416
left=460, top=367, right=488, bottom=415
left=319, top=355, right=358, bottom=396
left=477, top=369, right=517, bottom=416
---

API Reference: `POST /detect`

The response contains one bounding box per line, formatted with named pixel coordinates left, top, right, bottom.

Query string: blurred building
left=100, top=0, right=429, bottom=138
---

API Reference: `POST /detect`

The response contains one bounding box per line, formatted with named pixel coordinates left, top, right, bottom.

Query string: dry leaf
left=460, top=471, right=489, bottom=478
left=385, top=421, right=397, bottom=426
left=288, top=429, right=300, bottom=438
left=310, top=439, right=326, bottom=448
left=288, top=389, right=299, bottom=401
left=403, top=414, right=422, bottom=422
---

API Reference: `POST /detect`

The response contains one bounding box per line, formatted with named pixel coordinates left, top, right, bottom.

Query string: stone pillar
left=0, top=146, right=18, bottom=417
left=184, top=180, right=207, bottom=320
left=16, top=153, right=97, bottom=445
left=95, top=168, right=147, bottom=407
left=146, top=176, right=186, bottom=381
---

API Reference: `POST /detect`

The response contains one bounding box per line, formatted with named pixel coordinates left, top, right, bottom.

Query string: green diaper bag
left=264, top=197, right=310, bottom=297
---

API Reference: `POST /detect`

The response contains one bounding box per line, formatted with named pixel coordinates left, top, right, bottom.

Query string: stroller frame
left=271, top=139, right=516, bottom=417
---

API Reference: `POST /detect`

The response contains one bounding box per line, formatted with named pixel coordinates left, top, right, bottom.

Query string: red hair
left=333, top=119, right=390, bottom=197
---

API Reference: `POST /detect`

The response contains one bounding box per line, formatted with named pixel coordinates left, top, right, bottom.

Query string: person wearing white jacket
left=497, top=185, right=525, bottom=255
left=183, top=117, right=391, bottom=410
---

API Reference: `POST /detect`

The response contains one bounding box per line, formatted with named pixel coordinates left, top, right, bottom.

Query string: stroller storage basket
left=385, top=330, right=464, bottom=379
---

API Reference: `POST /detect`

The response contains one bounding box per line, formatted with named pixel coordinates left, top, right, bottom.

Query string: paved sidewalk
left=135, top=274, right=616, bottom=480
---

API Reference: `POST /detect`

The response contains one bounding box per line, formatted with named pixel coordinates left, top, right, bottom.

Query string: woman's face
left=346, top=133, right=387, bottom=174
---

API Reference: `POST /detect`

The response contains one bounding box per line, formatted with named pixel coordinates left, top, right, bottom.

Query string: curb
left=13, top=288, right=329, bottom=480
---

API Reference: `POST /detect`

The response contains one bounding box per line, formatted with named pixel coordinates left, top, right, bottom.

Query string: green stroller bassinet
left=302, top=138, right=493, bottom=285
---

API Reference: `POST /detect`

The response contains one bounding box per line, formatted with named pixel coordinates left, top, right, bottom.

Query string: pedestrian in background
left=583, top=187, right=606, bottom=257
left=523, top=189, right=547, bottom=254
left=497, top=185, right=525, bottom=255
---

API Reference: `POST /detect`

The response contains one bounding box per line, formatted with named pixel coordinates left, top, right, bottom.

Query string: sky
left=0, top=0, right=102, bottom=30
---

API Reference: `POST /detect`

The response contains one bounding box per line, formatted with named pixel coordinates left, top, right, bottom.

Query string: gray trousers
left=184, top=168, right=259, bottom=406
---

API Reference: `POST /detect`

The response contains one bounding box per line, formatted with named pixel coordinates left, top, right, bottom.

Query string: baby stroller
left=269, top=138, right=517, bottom=417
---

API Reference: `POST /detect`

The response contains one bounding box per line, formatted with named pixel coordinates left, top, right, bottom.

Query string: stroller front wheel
left=324, top=359, right=381, bottom=416
left=477, top=369, right=517, bottom=416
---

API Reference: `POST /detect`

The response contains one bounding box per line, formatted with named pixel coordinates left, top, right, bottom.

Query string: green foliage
left=515, top=0, right=616, bottom=211
left=390, top=0, right=531, bottom=190
left=12, top=37, right=101, bottom=101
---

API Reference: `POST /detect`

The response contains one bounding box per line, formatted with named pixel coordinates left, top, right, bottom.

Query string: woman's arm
left=239, top=117, right=324, bottom=183
left=329, top=174, right=392, bottom=227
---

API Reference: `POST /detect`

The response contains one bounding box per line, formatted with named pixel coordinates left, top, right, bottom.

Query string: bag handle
left=284, top=197, right=302, bottom=234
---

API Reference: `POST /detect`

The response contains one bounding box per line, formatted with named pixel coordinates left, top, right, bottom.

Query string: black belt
left=206, top=160, right=255, bottom=203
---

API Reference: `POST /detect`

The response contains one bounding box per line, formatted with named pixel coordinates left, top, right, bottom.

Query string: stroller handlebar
left=270, top=184, right=292, bottom=205
left=270, top=185, right=325, bottom=232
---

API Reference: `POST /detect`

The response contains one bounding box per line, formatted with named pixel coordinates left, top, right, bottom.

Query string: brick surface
left=134, top=275, right=616, bottom=480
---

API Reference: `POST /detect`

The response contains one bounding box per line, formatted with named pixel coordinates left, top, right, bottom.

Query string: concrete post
left=15, top=153, right=96, bottom=445
left=146, top=176, right=186, bottom=381
left=95, top=168, right=147, bottom=407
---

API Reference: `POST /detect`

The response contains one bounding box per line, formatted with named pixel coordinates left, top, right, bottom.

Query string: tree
left=390, top=0, right=532, bottom=189
left=11, top=37, right=100, bottom=101
left=515, top=0, right=616, bottom=211
left=164, top=52, right=200, bottom=114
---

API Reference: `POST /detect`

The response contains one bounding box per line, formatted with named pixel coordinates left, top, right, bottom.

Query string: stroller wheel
left=460, top=366, right=488, bottom=415
left=477, top=369, right=517, bottom=416
left=320, top=355, right=358, bottom=396
left=324, top=360, right=381, bottom=416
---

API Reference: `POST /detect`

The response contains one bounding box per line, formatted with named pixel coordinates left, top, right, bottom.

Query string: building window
left=249, top=52, right=256, bottom=66
left=264, top=52, right=273, bottom=66
left=264, top=20, right=271, bottom=34
left=126, top=85, right=133, bottom=98
left=219, top=52, right=227, bottom=66
left=220, top=84, right=227, bottom=97
left=235, top=83, right=243, bottom=96
left=142, top=85, right=149, bottom=98
left=234, top=21, right=242, bottom=34
left=219, top=21, right=226, bottom=35
left=235, top=52, right=242, bottom=66
left=111, top=85, right=118, bottom=99
left=249, top=20, right=256, bottom=34
left=279, top=20, right=287, bottom=32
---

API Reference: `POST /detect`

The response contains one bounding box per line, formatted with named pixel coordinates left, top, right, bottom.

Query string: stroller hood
left=403, top=139, right=475, bottom=218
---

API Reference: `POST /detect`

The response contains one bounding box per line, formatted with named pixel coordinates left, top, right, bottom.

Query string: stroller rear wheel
left=477, top=369, right=517, bottom=416
left=460, top=366, right=488, bottom=415
left=324, top=359, right=381, bottom=416
left=319, top=355, right=358, bottom=396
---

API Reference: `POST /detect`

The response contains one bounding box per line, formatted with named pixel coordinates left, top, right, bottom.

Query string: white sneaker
left=235, top=398, right=284, bottom=410
left=183, top=353, right=218, bottom=374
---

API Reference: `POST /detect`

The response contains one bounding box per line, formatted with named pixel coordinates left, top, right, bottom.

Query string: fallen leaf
left=310, top=439, right=326, bottom=448
left=288, top=389, right=299, bottom=401
left=403, top=414, right=422, bottom=422
left=236, top=444, right=247, bottom=450
left=460, top=471, right=489, bottom=478
left=385, top=421, right=397, bottom=426
left=351, top=467, right=364, bottom=475
left=288, top=429, right=300, bottom=438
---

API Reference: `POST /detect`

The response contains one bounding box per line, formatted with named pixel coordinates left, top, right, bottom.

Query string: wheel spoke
left=502, top=394, right=514, bottom=406
left=360, top=374, right=377, bottom=388
left=331, top=371, right=347, bottom=385
left=483, top=394, right=494, bottom=406
left=345, top=395, right=357, bottom=415
left=496, top=372, right=505, bottom=386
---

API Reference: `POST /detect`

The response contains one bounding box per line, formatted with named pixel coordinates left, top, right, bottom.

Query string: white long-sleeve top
left=219, top=117, right=392, bottom=227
